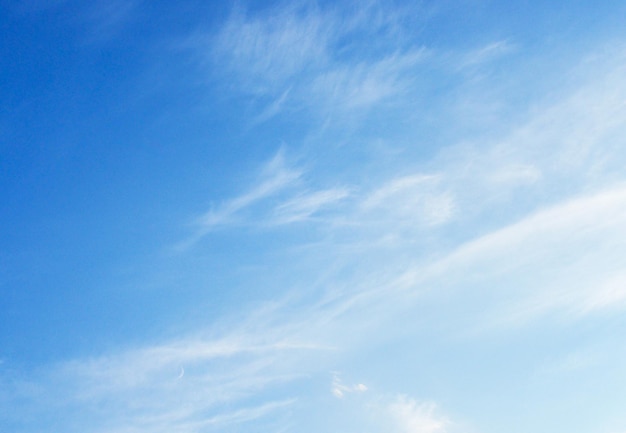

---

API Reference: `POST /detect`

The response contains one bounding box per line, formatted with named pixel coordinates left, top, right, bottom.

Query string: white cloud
left=199, top=150, right=301, bottom=225
left=251, top=87, right=293, bottom=125
left=361, top=174, right=455, bottom=227
left=273, top=188, right=350, bottom=224
left=457, top=40, right=515, bottom=69
left=213, top=4, right=331, bottom=93
left=175, top=42, right=626, bottom=340
left=384, top=395, right=450, bottom=433
left=176, top=150, right=301, bottom=248
left=206, top=1, right=431, bottom=125
left=410, top=184, right=626, bottom=329
left=10, top=315, right=323, bottom=433
left=309, top=49, right=427, bottom=112
left=167, top=398, right=296, bottom=430
left=331, top=372, right=367, bottom=398
left=485, top=163, right=541, bottom=185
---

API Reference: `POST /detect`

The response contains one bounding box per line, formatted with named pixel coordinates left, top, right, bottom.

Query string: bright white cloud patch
left=386, top=396, right=449, bottom=433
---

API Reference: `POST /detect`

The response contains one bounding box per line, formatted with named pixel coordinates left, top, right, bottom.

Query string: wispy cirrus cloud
left=213, top=3, right=332, bottom=92
left=360, top=174, right=455, bottom=228
left=409, top=184, right=626, bottom=330
left=205, top=1, right=430, bottom=125
left=3, top=308, right=326, bottom=433
left=7, top=186, right=626, bottom=433
left=456, top=40, right=516, bottom=70
left=308, top=49, right=427, bottom=113
left=272, top=188, right=350, bottom=224
left=197, top=151, right=301, bottom=226
left=177, top=150, right=302, bottom=248
left=6, top=5, right=626, bottom=433
left=178, top=41, right=626, bottom=335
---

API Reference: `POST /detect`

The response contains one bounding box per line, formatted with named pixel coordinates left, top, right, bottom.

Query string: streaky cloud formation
left=209, top=1, right=430, bottom=127
left=2, top=1, right=626, bottom=433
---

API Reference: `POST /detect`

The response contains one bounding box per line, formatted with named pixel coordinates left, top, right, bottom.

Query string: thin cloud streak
left=457, top=40, right=515, bottom=69
left=6, top=319, right=323, bottom=433
left=272, top=188, right=350, bottom=224
left=198, top=151, right=301, bottom=227
left=368, top=185, right=626, bottom=336
left=176, top=150, right=302, bottom=249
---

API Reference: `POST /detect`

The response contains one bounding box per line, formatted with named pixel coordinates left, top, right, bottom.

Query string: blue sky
left=2, top=0, right=626, bottom=432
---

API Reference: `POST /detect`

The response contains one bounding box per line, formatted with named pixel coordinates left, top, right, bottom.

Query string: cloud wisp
left=3, top=312, right=327, bottom=433
left=206, top=1, right=430, bottom=126
left=176, top=150, right=302, bottom=249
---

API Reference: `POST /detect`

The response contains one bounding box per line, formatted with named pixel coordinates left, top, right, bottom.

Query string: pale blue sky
left=2, top=1, right=626, bottom=432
